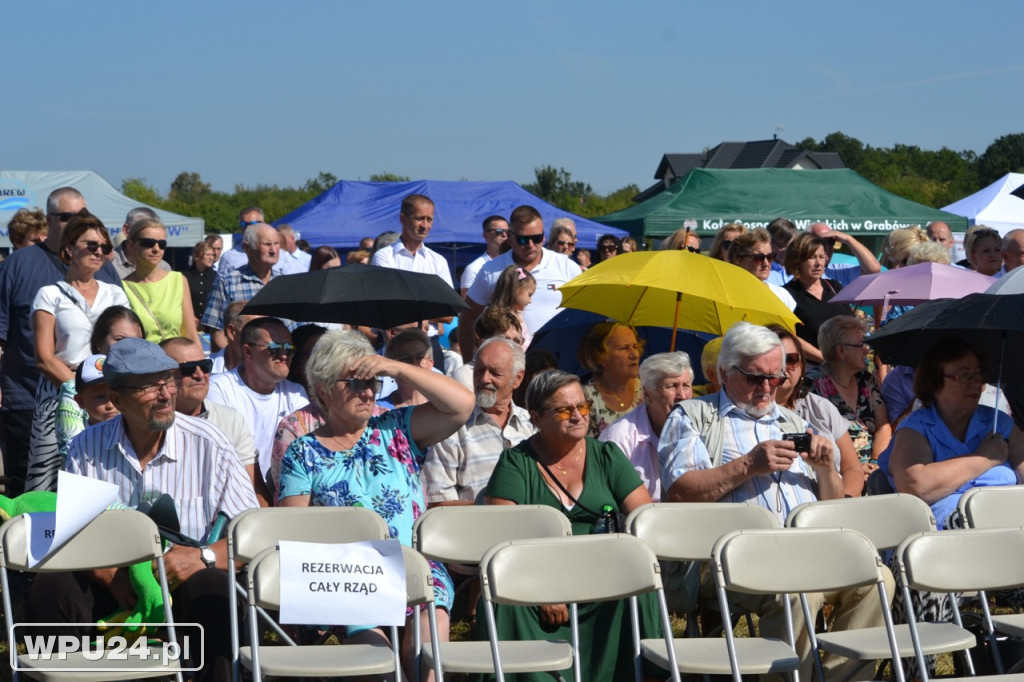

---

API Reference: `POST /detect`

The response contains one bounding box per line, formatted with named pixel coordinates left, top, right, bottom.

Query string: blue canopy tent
left=272, top=179, right=625, bottom=250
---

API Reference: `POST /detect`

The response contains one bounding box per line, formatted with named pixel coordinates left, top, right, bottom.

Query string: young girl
left=489, top=265, right=536, bottom=348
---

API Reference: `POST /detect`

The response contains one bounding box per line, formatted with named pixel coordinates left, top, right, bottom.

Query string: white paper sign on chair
left=278, top=539, right=406, bottom=626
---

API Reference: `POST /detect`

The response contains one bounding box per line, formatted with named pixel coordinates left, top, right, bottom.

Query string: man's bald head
left=926, top=221, right=953, bottom=250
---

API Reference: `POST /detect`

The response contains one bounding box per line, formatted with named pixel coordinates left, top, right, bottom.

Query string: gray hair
left=305, top=330, right=375, bottom=413
left=639, top=351, right=693, bottom=391
left=717, top=322, right=783, bottom=378
left=277, top=224, right=295, bottom=238
left=550, top=217, right=576, bottom=233
left=243, top=223, right=274, bottom=249
left=907, top=240, right=952, bottom=265
left=475, top=337, right=526, bottom=375
left=126, top=217, right=165, bottom=241
left=373, top=231, right=400, bottom=253
left=818, top=316, right=868, bottom=364
left=525, top=370, right=581, bottom=413
left=46, top=187, right=84, bottom=214
left=125, top=207, right=159, bottom=226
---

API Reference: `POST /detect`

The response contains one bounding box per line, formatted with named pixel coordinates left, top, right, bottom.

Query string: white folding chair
left=1, top=510, right=184, bottom=682
left=225, top=506, right=389, bottom=682
left=238, top=543, right=442, bottom=682
left=480, top=534, right=680, bottom=682
left=411, top=504, right=572, bottom=675
left=712, top=527, right=904, bottom=682
left=786, top=493, right=937, bottom=551
left=897, top=527, right=1024, bottom=681
left=958, top=486, right=1024, bottom=530
left=625, top=501, right=778, bottom=639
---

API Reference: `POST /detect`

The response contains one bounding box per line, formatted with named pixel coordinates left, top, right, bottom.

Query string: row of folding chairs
left=3, top=487, right=1024, bottom=682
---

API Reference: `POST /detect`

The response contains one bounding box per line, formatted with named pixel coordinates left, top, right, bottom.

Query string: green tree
left=121, top=177, right=164, bottom=206
left=368, top=172, right=411, bottom=182
left=978, top=133, right=1024, bottom=186
left=304, top=172, right=338, bottom=194
left=168, top=171, right=212, bottom=201
left=523, top=165, right=592, bottom=211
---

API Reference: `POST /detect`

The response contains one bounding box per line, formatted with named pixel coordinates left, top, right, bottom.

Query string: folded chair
left=1, top=510, right=184, bottom=682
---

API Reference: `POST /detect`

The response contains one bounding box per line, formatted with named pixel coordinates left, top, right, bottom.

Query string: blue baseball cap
left=103, top=338, right=178, bottom=385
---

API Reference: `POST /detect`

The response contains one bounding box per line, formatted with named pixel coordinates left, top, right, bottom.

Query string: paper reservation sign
left=26, top=471, right=119, bottom=567
left=278, top=539, right=406, bottom=626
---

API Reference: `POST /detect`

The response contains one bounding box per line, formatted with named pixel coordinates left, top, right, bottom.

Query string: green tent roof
left=596, top=168, right=969, bottom=238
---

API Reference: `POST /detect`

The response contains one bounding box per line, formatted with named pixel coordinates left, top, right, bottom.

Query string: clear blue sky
left=5, top=2, right=1023, bottom=197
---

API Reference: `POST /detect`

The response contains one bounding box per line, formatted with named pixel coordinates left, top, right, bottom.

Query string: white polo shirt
left=468, top=248, right=582, bottom=334
left=371, top=239, right=454, bottom=289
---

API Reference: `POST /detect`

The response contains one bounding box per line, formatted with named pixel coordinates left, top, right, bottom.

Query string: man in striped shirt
left=29, top=338, right=258, bottom=682
left=658, top=322, right=885, bottom=682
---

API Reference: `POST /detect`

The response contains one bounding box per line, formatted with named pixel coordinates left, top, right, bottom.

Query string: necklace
left=552, top=451, right=582, bottom=476
left=830, top=369, right=855, bottom=389
left=597, top=378, right=634, bottom=409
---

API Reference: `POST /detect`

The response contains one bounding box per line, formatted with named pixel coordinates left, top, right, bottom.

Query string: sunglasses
left=178, top=359, right=214, bottom=376
left=239, top=219, right=262, bottom=228
left=487, top=228, right=509, bottom=236
left=741, top=253, right=773, bottom=264
left=133, top=237, right=168, bottom=250
left=785, top=353, right=801, bottom=368
left=553, top=239, right=574, bottom=247
left=78, top=240, right=113, bottom=255
left=545, top=401, right=592, bottom=421
left=513, top=233, right=545, bottom=246
left=732, top=365, right=787, bottom=387
left=337, top=377, right=384, bottom=394
left=247, top=342, right=295, bottom=357
left=684, top=246, right=701, bottom=254
left=49, top=211, right=77, bottom=223
left=720, top=240, right=733, bottom=250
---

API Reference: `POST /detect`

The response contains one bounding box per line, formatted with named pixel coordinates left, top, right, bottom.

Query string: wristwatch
left=199, top=545, right=217, bottom=569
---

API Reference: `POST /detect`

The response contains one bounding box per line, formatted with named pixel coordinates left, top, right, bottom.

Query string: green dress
left=477, top=437, right=664, bottom=682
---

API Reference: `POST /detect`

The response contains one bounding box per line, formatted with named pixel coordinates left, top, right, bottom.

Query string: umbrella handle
left=993, top=333, right=1006, bottom=435
left=670, top=292, right=682, bottom=351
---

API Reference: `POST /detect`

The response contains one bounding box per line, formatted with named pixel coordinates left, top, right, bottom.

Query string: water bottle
left=590, top=504, right=618, bottom=534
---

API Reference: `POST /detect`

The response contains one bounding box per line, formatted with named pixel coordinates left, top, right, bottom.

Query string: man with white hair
left=217, top=206, right=264, bottom=272
left=201, top=222, right=283, bottom=351
left=659, top=321, right=887, bottom=681
left=599, top=351, right=694, bottom=501
left=422, top=337, right=534, bottom=505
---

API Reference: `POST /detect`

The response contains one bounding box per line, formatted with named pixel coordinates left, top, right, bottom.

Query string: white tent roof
left=942, top=173, right=1024, bottom=236
left=0, top=170, right=203, bottom=249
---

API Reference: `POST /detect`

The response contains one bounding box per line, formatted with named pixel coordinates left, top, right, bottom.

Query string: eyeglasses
left=178, top=359, right=213, bottom=376
left=599, top=243, right=618, bottom=252
left=545, top=401, right=592, bottom=421
left=78, top=240, right=113, bottom=255
left=133, top=237, right=168, bottom=250
left=513, top=233, right=545, bottom=246
left=487, top=228, right=508, bottom=236
left=49, top=211, right=76, bottom=223
left=684, top=246, right=701, bottom=254
left=122, top=376, right=180, bottom=400
left=785, top=353, right=801, bottom=368
left=731, top=365, right=786, bottom=387
left=337, top=377, right=384, bottom=394
left=944, top=371, right=985, bottom=386
left=740, top=253, right=773, bottom=264
left=553, top=239, right=574, bottom=247
left=247, top=342, right=295, bottom=357
left=841, top=342, right=870, bottom=351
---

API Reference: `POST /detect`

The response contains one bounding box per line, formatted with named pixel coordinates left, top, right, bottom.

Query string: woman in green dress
left=482, top=370, right=661, bottom=682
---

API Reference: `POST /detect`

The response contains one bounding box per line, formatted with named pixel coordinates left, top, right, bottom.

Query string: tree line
left=122, top=132, right=1024, bottom=232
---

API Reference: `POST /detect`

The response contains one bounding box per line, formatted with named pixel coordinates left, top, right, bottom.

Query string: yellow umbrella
left=558, top=251, right=801, bottom=349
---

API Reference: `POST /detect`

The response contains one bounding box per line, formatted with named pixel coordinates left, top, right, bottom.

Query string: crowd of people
left=2, top=185, right=1024, bottom=682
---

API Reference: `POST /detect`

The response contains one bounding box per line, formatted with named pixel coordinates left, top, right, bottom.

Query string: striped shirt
left=658, top=391, right=819, bottom=525
left=422, top=404, right=535, bottom=504
left=200, top=263, right=282, bottom=331
left=65, top=413, right=258, bottom=543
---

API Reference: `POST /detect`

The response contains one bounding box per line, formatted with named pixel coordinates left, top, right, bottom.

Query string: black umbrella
left=866, top=293, right=1024, bottom=385
left=241, top=263, right=468, bottom=329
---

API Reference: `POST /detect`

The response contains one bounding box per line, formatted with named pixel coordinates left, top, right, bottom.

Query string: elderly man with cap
left=26, top=337, right=259, bottom=682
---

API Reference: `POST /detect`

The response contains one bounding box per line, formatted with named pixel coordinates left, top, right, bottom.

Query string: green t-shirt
left=485, top=436, right=642, bottom=536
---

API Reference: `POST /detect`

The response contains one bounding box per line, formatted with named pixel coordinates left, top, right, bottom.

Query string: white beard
left=734, top=396, right=775, bottom=419
left=476, top=387, right=498, bottom=409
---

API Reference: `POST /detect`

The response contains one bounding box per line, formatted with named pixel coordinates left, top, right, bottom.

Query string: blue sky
left=4, top=2, right=1023, bottom=197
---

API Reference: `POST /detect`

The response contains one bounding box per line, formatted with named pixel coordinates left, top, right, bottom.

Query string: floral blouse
left=808, top=368, right=884, bottom=463
left=583, top=379, right=644, bottom=438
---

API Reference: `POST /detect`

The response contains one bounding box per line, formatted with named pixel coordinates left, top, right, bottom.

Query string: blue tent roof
left=272, top=179, right=625, bottom=249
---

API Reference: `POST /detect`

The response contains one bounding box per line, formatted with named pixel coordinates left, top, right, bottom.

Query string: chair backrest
left=624, top=502, right=779, bottom=561
left=247, top=543, right=431, bottom=611
left=1, top=509, right=162, bottom=572
left=480, top=534, right=662, bottom=606
left=785, top=494, right=936, bottom=550
left=957, top=486, right=1024, bottom=529
left=412, top=505, right=572, bottom=565
left=713, top=528, right=884, bottom=596
left=228, top=506, right=390, bottom=564
left=897, top=527, right=1024, bottom=593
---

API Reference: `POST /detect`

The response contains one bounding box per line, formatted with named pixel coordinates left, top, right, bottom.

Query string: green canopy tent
left=595, top=168, right=968, bottom=240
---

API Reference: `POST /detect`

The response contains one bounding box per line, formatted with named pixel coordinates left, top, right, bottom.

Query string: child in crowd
left=55, top=354, right=119, bottom=459
left=489, top=265, right=536, bottom=348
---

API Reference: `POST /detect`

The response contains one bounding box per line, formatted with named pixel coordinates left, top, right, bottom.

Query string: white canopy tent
left=0, top=170, right=203, bottom=249
left=942, top=172, right=1024, bottom=236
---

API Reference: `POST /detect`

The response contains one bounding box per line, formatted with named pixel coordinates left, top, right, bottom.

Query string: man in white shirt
left=217, top=206, right=264, bottom=272
left=460, top=215, right=509, bottom=296
left=460, top=205, right=582, bottom=361
left=207, top=317, right=308, bottom=486
left=274, top=223, right=312, bottom=275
